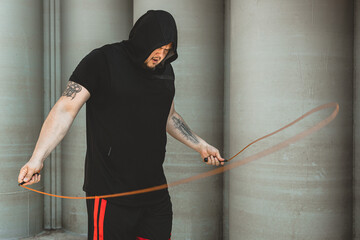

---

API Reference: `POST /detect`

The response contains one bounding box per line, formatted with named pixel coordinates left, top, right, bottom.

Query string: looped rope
left=20, top=102, right=339, bottom=200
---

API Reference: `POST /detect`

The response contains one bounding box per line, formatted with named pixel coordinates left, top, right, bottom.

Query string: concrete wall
left=0, top=0, right=44, bottom=238
left=2, top=0, right=359, bottom=239
left=227, top=0, right=354, bottom=239
left=133, top=1, right=224, bottom=239
left=60, top=0, right=132, bottom=234
left=43, top=0, right=62, bottom=229
left=223, top=0, right=231, bottom=239
left=354, top=0, right=359, bottom=239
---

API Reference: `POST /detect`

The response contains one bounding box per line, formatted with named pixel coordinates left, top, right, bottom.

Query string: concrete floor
left=20, top=230, right=87, bottom=240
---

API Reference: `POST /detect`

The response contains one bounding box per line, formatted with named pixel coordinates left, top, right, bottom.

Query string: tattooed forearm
left=62, top=81, right=82, bottom=100
left=171, top=116, right=199, bottom=144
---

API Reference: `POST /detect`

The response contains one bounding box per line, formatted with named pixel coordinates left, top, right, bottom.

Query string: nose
left=157, top=49, right=166, bottom=58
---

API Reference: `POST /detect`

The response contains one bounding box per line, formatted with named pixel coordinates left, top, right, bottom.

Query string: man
left=18, top=10, right=224, bottom=240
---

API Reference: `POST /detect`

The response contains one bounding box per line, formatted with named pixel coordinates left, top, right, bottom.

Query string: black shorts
left=86, top=195, right=172, bottom=240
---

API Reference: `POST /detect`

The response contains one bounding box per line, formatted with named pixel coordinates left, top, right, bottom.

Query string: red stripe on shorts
left=93, top=197, right=100, bottom=240
left=99, top=199, right=107, bottom=240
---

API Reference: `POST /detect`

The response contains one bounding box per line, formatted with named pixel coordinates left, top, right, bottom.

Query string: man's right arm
left=17, top=81, right=90, bottom=186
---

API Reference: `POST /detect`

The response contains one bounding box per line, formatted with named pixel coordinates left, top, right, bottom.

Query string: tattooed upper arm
left=62, top=81, right=84, bottom=100
left=58, top=81, right=90, bottom=117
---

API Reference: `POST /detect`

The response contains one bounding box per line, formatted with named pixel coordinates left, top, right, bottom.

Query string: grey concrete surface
left=227, top=0, right=353, bottom=239
left=133, top=1, right=224, bottom=239
left=223, top=0, right=231, bottom=239
left=0, top=0, right=44, bottom=238
left=354, top=0, right=359, bottom=239
left=20, top=230, right=86, bottom=240
left=43, top=0, right=62, bottom=229
left=60, top=0, right=133, bottom=234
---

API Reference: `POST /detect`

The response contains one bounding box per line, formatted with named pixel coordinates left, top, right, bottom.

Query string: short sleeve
left=69, top=48, right=106, bottom=97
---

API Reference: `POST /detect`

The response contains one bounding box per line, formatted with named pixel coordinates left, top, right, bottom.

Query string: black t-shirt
left=69, top=42, right=175, bottom=206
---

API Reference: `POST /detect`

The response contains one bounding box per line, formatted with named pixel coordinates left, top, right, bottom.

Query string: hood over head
left=123, top=10, right=178, bottom=70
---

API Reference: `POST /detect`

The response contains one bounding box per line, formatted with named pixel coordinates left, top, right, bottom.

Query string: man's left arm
left=166, top=101, right=225, bottom=166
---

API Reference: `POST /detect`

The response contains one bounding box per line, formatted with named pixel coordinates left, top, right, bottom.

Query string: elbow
left=166, top=110, right=178, bottom=132
left=166, top=114, right=175, bottom=133
left=166, top=120, right=171, bottom=133
left=55, top=103, right=76, bottom=120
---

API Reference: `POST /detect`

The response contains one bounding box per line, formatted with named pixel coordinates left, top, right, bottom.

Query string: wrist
left=30, top=152, right=46, bottom=164
left=196, top=140, right=208, bottom=153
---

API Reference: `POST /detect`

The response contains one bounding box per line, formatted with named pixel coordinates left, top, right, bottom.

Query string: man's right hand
left=18, top=159, right=43, bottom=186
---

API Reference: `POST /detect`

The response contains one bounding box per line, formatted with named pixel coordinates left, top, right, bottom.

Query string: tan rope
left=20, top=102, right=339, bottom=200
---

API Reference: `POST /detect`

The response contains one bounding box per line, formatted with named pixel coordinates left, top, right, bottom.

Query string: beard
left=142, top=62, right=157, bottom=71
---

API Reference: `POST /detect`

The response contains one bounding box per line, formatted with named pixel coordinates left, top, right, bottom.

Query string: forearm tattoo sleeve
left=171, top=115, right=199, bottom=144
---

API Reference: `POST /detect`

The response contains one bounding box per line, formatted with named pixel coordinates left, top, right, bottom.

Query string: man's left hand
left=199, top=143, right=225, bottom=166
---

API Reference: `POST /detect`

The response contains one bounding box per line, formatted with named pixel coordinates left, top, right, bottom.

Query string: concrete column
left=227, top=1, right=353, bottom=239
left=354, top=0, right=359, bottom=239
left=134, top=1, right=224, bottom=239
left=43, top=0, right=62, bottom=229
left=61, top=0, right=132, bottom=234
left=223, top=0, right=231, bottom=239
left=0, top=0, right=44, bottom=238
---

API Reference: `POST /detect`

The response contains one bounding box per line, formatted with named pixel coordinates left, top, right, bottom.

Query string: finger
left=18, top=166, right=28, bottom=183
left=205, top=156, right=211, bottom=165
left=215, top=151, right=225, bottom=161
left=24, top=169, right=36, bottom=183
left=206, top=156, right=211, bottom=165
left=23, top=176, right=36, bottom=186
left=36, top=174, right=41, bottom=183
left=213, top=156, right=218, bottom=166
left=33, top=174, right=39, bottom=183
left=210, top=155, right=216, bottom=166
left=216, top=157, right=222, bottom=166
left=34, top=173, right=41, bottom=183
left=215, top=157, right=220, bottom=166
left=208, top=155, right=213, bottom=165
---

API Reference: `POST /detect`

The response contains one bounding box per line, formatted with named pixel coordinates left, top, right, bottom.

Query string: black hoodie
left=69, top=10, right=178, bottom=206
left=123, top=10, right=178, bottom=68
